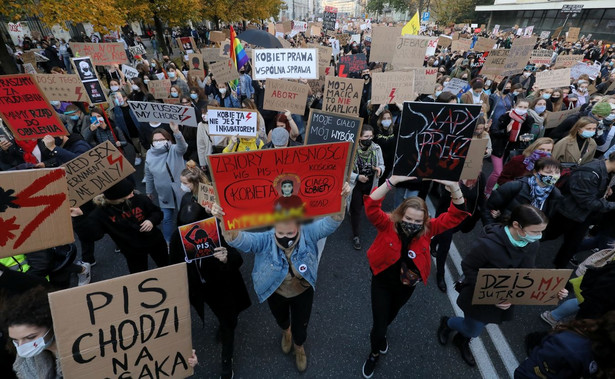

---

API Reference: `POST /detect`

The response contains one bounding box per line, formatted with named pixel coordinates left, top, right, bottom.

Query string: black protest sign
left=48, top=264, right=193, bottom=379
left=323, top=11, right=337, bottom=31
left=338, top=53, right=368, bottom=77
left=392, top=102, right=481, bottom=180
left=471, top=51, right=489, bottom=69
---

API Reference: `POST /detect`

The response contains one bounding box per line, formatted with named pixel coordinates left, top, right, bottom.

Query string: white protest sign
left=570, top=62, right=601, bottom=80
left=122, top=65, right=139, bottom=81
left=443, top=78, right=469, bottom=95
left=252, top=48, right=318, bottom=80
left=207, top=107, right=258, bottom=137
left=128, top=101, right=198, bottom=127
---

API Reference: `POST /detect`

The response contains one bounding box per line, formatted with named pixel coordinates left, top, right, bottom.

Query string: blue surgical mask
left=190, top=93, right=198, bottom=100
left=170, top=92, right=179, bottom=98
left=534, top=105, right=546, bottom=113
left=520, top=232, right=542, bottom=243
left=484, top=89, right=491, bottom=96
left=70, top=115, right=80, bottom=121
left=435, top=90, right=442, bottom=97
left=505, top=226, right=528, bottom=247
left=381, top=119, right=392, bottom=128
left=542, top=93, right=551, bottom=100
left=580, top=130, right=596, bottom=138
left=168, top=72, right=176, bottom=79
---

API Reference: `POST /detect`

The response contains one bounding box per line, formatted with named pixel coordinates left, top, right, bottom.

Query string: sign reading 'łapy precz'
left=207, top=107, right=258, bottom=138
left=252, top=48, right=318, bottom=80
left=128, top=101, right=198, bottom=127
left=0, top=74, right=68, bottom=140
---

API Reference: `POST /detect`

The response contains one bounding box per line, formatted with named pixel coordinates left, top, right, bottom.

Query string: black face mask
left=400, top=221, right=423, bottom=236
left=276, top=236, right=296, bottom=248
left=362, top=74, right=370, bottom=80
left=503, top=89, right=510, bottom=95
left=360, top=139, right=372, bottom=149
left=551, top=96, right=560, bottom=100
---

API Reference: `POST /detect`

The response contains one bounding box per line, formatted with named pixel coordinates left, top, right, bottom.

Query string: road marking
left=427, top=199, right=519, bottom=378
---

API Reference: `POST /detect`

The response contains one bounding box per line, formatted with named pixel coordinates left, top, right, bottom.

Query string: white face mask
left=180, top=183, right=192, bottom=193
left=152, top=140, right=170, bottom=149
left=219, top=88, right=227, bottom=95
left=149, top=122, right=161, bottom=128
left=131, top=84, right=140, bottom=91
left=110, top=85, right=120, bottom=92
left=13, top=329, right=54, bottom=358
left=515, top=108, right=528, bottom=115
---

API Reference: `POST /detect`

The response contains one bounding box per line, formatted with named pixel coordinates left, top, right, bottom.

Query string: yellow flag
left=401, top=12, right=420, bottom=35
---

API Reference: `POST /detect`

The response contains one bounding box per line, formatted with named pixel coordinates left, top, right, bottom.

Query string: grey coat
left=13, top=351, right=63, bottom=379
left=145, top=132, right=188, bottom=210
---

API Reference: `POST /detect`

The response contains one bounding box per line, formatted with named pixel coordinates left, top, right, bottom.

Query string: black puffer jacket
left=487, top=176, right=562, bottom=219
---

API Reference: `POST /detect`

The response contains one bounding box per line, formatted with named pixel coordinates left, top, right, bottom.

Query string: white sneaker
left=540, top=311, right=559, bottom=328
left=77, top=261, right=91, bottom=286
left=135, top=157, right=142, bottom=166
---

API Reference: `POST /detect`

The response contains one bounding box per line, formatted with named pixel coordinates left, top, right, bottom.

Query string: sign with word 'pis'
left=178, top=217, right=220, bottom=262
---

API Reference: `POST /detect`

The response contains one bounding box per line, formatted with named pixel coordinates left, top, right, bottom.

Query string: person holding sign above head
left=437, top=205, right=567, bottom=367
left=210, top=181, right=351, bottom=373
left=169, top=161, right=251, bottom=379
left=350, top=125, right=385, bottom=250
left=360, top=175, right=469, bottom=379
left=269, top=111, right=300, bottom=143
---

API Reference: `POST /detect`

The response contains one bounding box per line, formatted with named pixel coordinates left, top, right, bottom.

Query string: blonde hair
left=523, top=137, right=554, bottom=157
left=390, top=197, right=430, bottom=237
left=180, top=160, right=209, bottom=196
left=569, top=117, right=598, bottom=138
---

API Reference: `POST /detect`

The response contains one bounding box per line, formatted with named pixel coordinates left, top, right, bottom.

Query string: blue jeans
left=551, top=298, right=579, bottom=321
left=448, top=316, right=486, bottom=338
left=62, top=55, right=72, bottom=73
left=161, top=208, right=176, bottom=244
left=393, top=188, right=419, bottom=209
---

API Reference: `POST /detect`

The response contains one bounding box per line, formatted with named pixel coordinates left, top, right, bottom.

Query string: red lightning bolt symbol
left=12, top=170, right=67, bottom=250
left=181, top=107, right=191, bottom=123
left=74, top=86, right=84, bottom=101
left=107, top=153, right=124, bottom=171
left=246, top=112, right=252, bottom=121
left=388, top=88, right=396, bottom=104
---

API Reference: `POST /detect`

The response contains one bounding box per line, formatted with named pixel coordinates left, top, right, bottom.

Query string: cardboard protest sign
left=208, top=142, right=351, bottom=230
left=535, top=68, right=571, bottom=90
left=570, top=62, right=601, bottom=80
left=425, top=37, right=439, bottom=57
left=252, top=49, right=318, bottom=80
left=128, top=44, right=146, bottom=56
left=128, top=101, right=198, bottom=127
left=407, top=67, right=438, bottom=95
left=198, top=183, right=216, bottom=209
left=210, top=31, right=226, bottom=43
left=501, top=37, right=537, bottom=77
left=0, top=169, right=74, bottom=257
left=219, top=39, right=232, bottom=58
left=177, top=36, right=197, bottom=54
left=263, top=79, right=309, bottom=115
left=552, top=26, right=563, bottom=39
left=203, top=48, right=227, bottom=62
left=369, top=26, right=403, bottom=63
left=554, top=54, right=583, bottom=68
left=443, top=78, right=469, bottom=96
left=566, top=27, right=580, bottom=43
left=282, top=21, right=292, bottom=34
left=305, top=110, right=363, bottom=169
left=62, top=141, right=136, bottom=207
left=544, top=108, right=579, bottom=129
left=209, top=59, right=240, bottom=85
left=207, top=107, right=258, bottom=138
left=337, top=34, right=351, bottom=46
left=148, top=79, right=171, bottom=99
left=437, top=35, right=452, bottom=48
left=71, top=42, right=128, bottom=66
left=71, top=56, right=108, bottom=104
left=451, top=38, right=472, bottom=52
left=460, top=138, right=489, bottom=180
left=473, top=37, right=494, bottom=52
left=178, top=217, right=220, bottom=262
left=391, top=36, right=432, bottom=69
left=0, top=74, right=67, bottom=140
left=480, top=49, right=510, bottom=78
left=323, top=76, right=362, bottom=115
left=35, top=73, right=88, bottom=102
left=308, top=25, right=322, bottom=37
left=338, top=53, right=367, bottom=76
left=48, top=263, right=193, bottom=378
left=472, top=268, right=572, bottom=305
left=392, top=102, right=481, bottom=180
left=188, top=53, right=205, bottom=80
left=121, top=65, right=139, bottom=81
left=371, top=71, right=415, bottom=104
left=529, top=49, right=553, bottom=66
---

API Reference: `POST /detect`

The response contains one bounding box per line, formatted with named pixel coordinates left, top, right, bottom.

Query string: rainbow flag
left=230, top=26, right=249, bottom=71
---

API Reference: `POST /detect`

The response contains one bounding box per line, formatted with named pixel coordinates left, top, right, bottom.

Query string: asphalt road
left=83, top=160, right=579, bottom=379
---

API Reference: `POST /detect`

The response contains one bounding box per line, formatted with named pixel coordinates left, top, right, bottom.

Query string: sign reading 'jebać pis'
left=48, top=263, right=193, bottom=379
left=128, top=101, right=198, bottom=127
left=252, top=48, right=318, bottom=80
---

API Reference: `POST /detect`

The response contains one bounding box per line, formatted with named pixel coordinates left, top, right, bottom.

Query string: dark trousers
left=370, top=275, right=416, bottom=354
left=267, top=287, right=314, bottom=346
left=543, top=211, right=591, bottom=268
left=122, top=244, right=169, bottom=273
left=350, top=181, right=372, bottom=237
left=431, top=225, right=462, bottom=278
left=211, top=307, right=238, bottom=361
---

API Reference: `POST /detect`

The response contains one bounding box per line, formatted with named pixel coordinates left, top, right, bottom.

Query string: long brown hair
left=180, top=160, right=209, bottom=197
left=390, top=197, right=430, bottom=237
left=568, top=116, right=597, bottom=138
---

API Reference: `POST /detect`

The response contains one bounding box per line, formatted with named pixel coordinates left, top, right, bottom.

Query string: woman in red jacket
left=361, top=175, right=469, bottom=378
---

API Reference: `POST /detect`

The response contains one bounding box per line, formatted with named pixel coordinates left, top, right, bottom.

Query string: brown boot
left=281, top=328, right=292, bottom=354
left=294, top=344, right=307, bottom=372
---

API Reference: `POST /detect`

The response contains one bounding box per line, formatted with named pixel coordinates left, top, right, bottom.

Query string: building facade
left=475, top=0, right=615, bottom=41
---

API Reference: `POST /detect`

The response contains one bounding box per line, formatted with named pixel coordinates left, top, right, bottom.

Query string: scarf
left=354, top=146, right=376, bottom=176
left=523, top=150, right=550, bottom=171
left=508, top=109, right=526, bottom=142
left=528, top=175, right=553, bottom=210
left=15, top=139, right=38, bottom=164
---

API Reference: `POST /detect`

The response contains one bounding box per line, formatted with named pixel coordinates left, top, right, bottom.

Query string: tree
left=431, top=0, right=492, bottom=24
left=201, top=0, right=282, bottom=30
left=366, top=0, right=418, bottom=16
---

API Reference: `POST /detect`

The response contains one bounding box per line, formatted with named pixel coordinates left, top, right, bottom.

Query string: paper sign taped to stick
left=198, top=183, right=216, bottom=209
left=207, top=107, right=258, bottom=138
left=121, top=65, right=139, bottom=81
left=0, top=168, right=74, bottom=257
left=263, top=79, right=310, bottom=115
left=393, top=102, right=481, bottom=180
left=0, top=74, right=68, bottom=140
left=323, top=76, right=362, bottom=116
left=128, top=101, right=198, bottom=127
left=544, top=108, right=579, bottom=129
left=535, top=68, right=571, bottom=90
left=179, top=217, right=220, bottom=262
left=252, top=48, right=318, bottom=80
left=71, top=42, right=129, bottom=66
left=34, top=74, right=88, bottom=102
left=369, top=26, right=403, bottom=63
left=208, top=142, right=351, bottom=230
left=460, top=138, right=489, bottom=180
left=148, top=79, right=171, bottom=99
left=391, top=36, right=433, bottom=69
left=209, top=59, right=240, bottom=85
left=371, top=71, right=415, bottom=104
left=472, top=268, right=572, bottom=305
left=62, top=141, right=136, bottom=207
left=48, top=263, right=193, bottom=379
left=443, top=78, right=469, bottom=96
